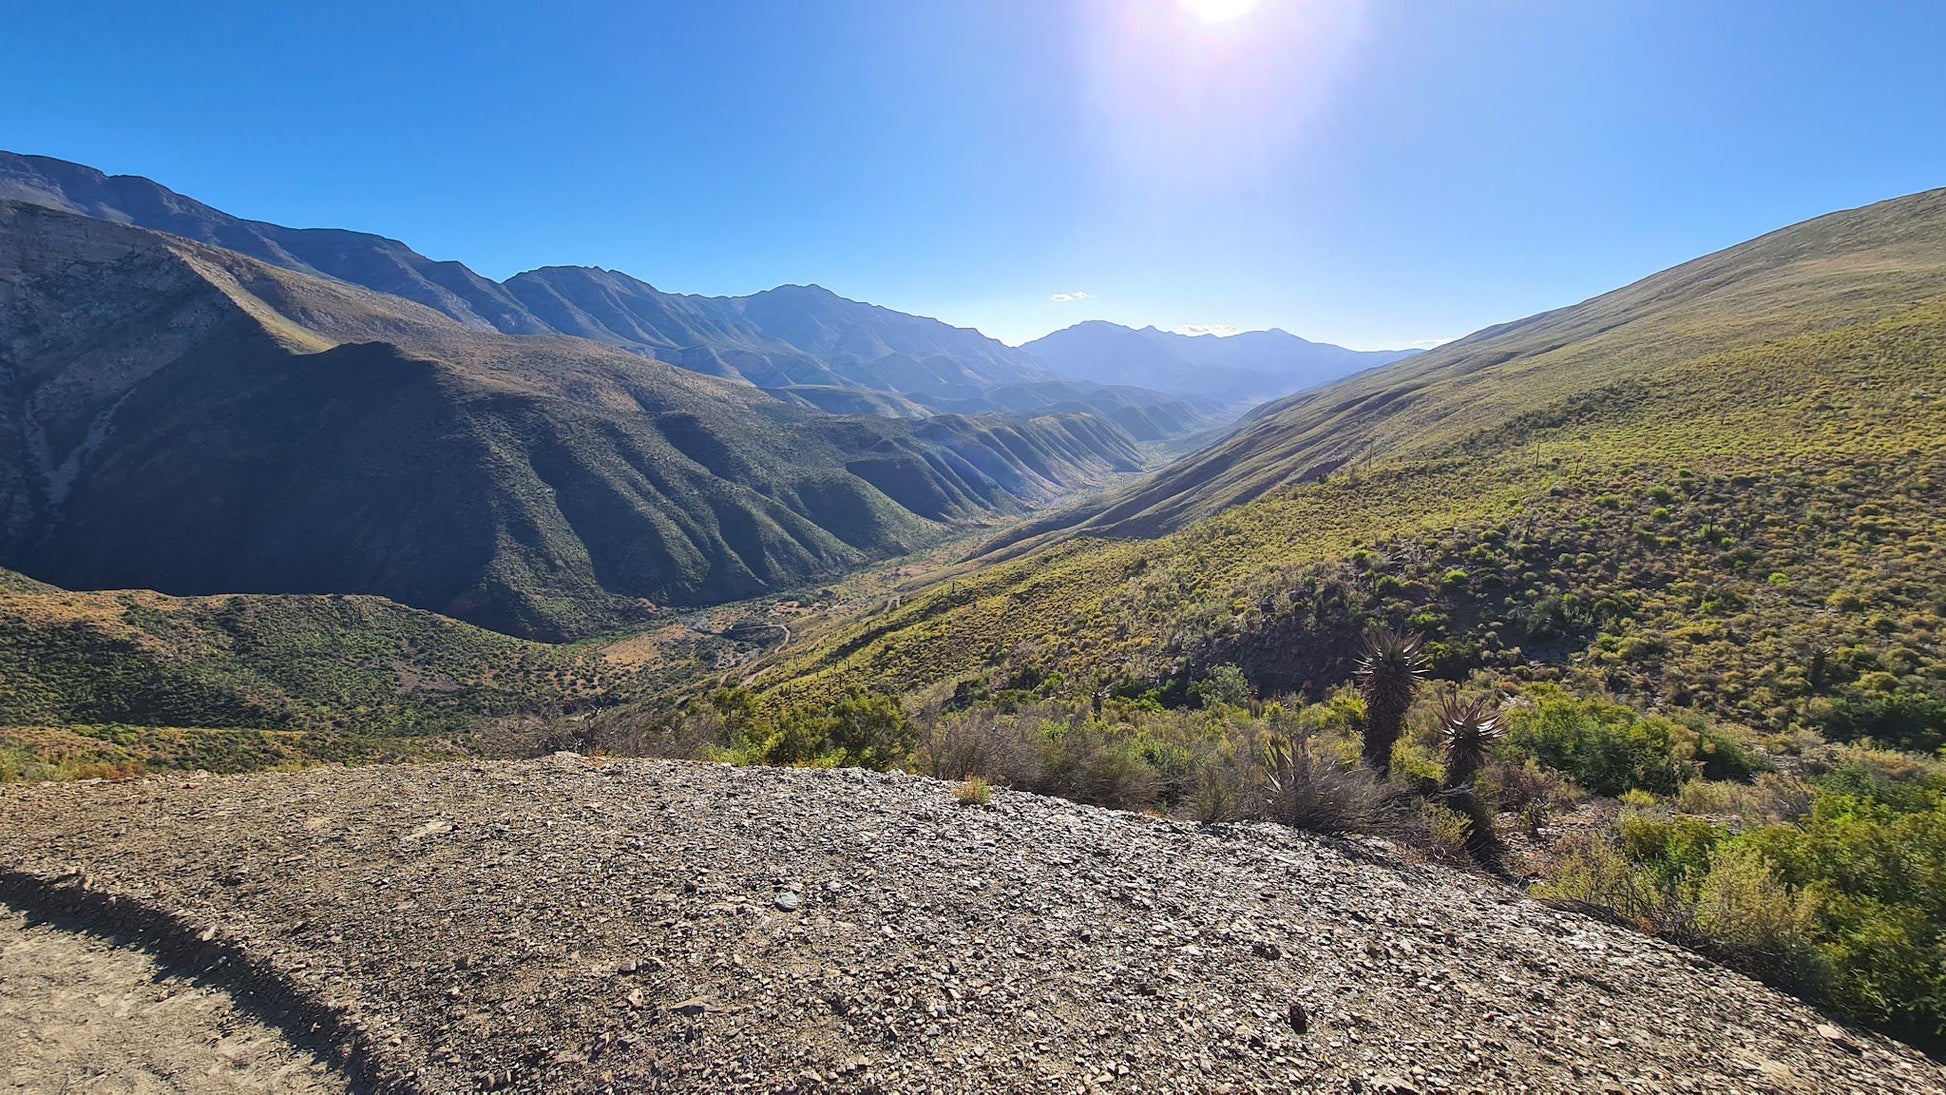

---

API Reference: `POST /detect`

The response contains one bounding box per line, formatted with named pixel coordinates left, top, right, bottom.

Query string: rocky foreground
left=0, top=756, right=1938, bottom=1094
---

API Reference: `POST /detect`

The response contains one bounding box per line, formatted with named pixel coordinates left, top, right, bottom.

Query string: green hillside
left=994, top=186, right=1946, bottom=548
left=0, top=567, right=656, bottom=780
left=754, top=188, right=1946, bottom=748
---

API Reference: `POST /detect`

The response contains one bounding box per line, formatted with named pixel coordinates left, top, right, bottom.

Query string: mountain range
left=1021, top=320, right=1418, bottom=404
left=0, top=152, right=1231, bottom=437
left=0, top=198, right=1151, bottom=638
left=0, top=150, right=1445, bottom=640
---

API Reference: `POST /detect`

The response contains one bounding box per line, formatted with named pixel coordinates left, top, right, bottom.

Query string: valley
left=0, top=197, right=1160, bottom=640
left=0, top=148, right=1942, bottom=1089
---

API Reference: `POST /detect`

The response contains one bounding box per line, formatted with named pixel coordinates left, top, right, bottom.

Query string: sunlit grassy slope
left=756, top=188, right=1946, bottom=745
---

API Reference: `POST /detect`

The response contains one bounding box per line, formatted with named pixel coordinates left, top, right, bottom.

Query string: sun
left=1181, top=0, right=1262, bottom=22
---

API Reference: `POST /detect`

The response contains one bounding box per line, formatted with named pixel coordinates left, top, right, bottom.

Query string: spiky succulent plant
left=1435, top=692, right=1506, bottom=790
left=1354, top=628, right=1429, bottom=776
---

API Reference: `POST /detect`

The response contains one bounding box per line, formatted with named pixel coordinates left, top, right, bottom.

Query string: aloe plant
left=1435, top=692, right=1505, bottom=790
left=1354, top=628, right=1429, bottom=776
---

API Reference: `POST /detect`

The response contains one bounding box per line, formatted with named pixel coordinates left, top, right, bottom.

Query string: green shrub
left=1191, top=664, right=1255, bottom=709
left=1813, top=688, right=1946, bottom=753
left=1618, top=814, right=1720, bottom=884
left=1503, top=688, right=1696, bottom=795
left=1694, top=842, right=1821, bottom=972
left=1745, top=787, right=1946, bottom=1050
left=727, top=691, right=914, bottom=770
left=1389, top=737, right=1445, bottom=793
left=1032, top=720, right=1160, bottom=809
left=1544, top=751, right=1946, bottom=1055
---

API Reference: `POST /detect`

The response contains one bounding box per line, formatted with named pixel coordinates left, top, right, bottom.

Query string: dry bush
left=1533, top=832, right=1661, bottom=925
left=1478, top=756, right=1584, bottom=811
left=1419, top=802, right=1475, bottom=862
left=1675, top=773, right=1814, bottom=824
left=529, top=701, right=738, bottom=761
left=1255, top=732, right=1399, bottom=834
left=917, top=707, right=1045, bottom=785
left=458, top=714, right=561, bottom=758
left=1031, top=721, right=1161, bottom=810
left=1190, top=733, right=1262, bottom=824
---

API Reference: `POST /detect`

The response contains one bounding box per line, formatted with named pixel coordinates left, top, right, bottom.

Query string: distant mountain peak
left=1022, top=319, right=1415, bottom=405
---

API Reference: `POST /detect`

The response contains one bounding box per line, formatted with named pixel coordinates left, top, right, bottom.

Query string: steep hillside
left=756, top=188, right=1946, bottom=746
left=1023, top=320, right=1416, bottom=405
left=0, top=153, right=1214, bottom=433
left=1006, top=188, right=1946, bottom=546
left=3, top=758, right=1937, bottom=1093
left=0, top=201, right=1141, bottom=639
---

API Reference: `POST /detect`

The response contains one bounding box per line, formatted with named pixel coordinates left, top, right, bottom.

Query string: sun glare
left=1181, top=0, right=1262, bottom=22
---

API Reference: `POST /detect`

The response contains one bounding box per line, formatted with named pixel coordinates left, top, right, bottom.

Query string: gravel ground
left=1, top=755, right=1939, bottom=1094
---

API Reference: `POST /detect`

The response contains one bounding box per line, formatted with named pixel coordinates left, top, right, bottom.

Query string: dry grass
left=954, top=776, right=993, bottom=806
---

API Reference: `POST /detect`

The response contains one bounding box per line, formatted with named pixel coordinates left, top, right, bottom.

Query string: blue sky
left=7, top=1, right=1945, bottom=348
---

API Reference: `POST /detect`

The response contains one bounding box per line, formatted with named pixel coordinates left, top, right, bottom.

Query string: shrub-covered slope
left=0, top=201, right=1141, bottom=639
left=757, top=187, right=1946, bottom=745
left=0, top=566, right=628, bottom=779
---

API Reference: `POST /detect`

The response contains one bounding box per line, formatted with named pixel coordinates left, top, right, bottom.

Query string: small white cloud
left=1048, top=290, right=1092, bottom=302
left=1405, top=336, right=1454, bottom=350
left=1174, top=323, right=1241, bottom=337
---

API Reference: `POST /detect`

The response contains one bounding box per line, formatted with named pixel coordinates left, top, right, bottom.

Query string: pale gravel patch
left=0, top=906, right=350, bottom=1094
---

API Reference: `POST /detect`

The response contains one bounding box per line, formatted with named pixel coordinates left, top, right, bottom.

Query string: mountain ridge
left=0, top=152, right=1219, bottom=431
